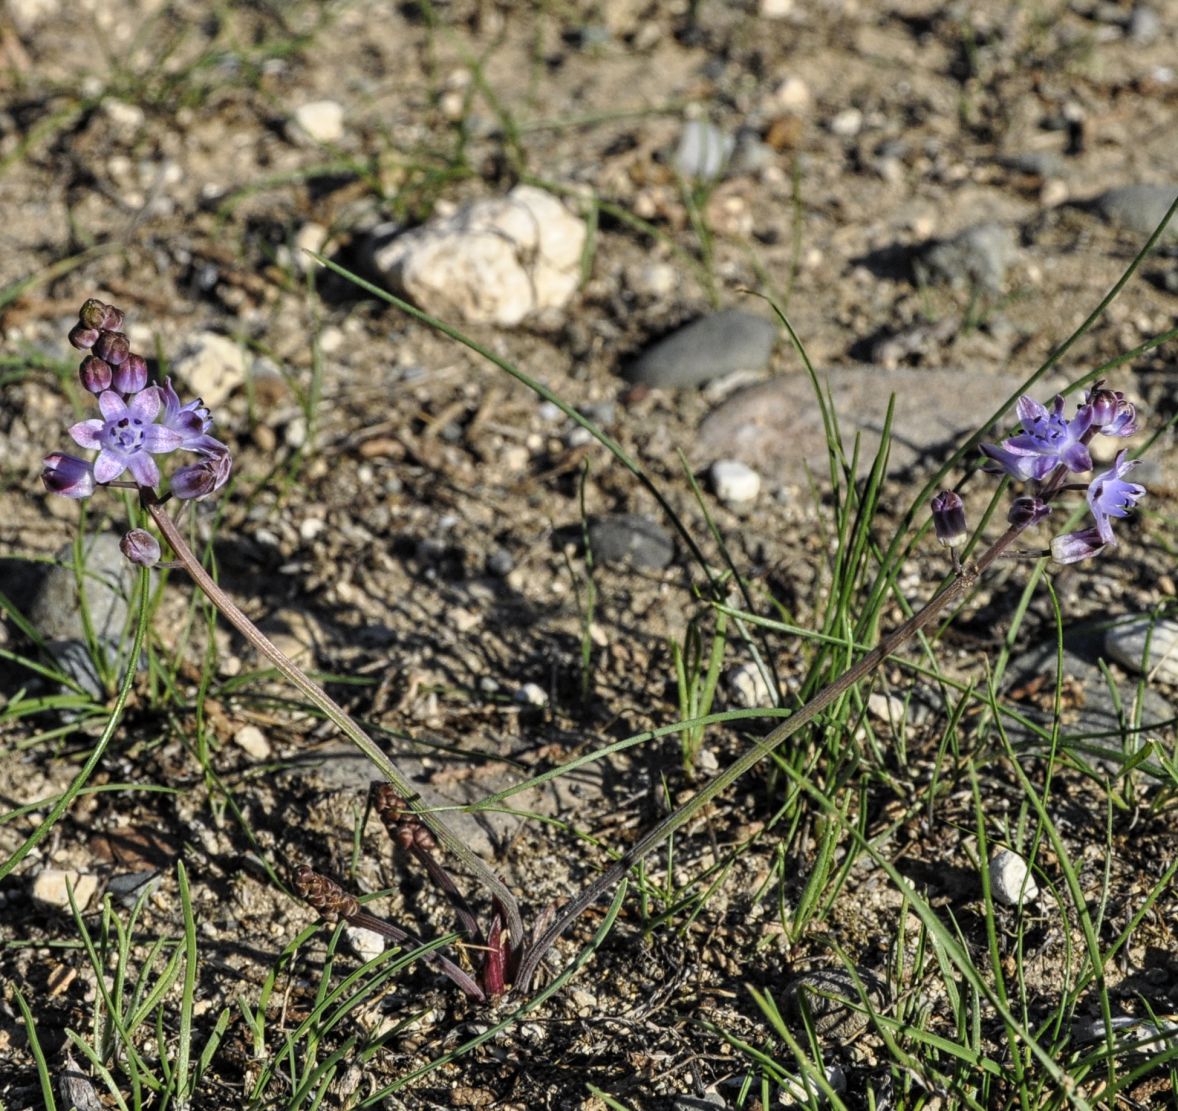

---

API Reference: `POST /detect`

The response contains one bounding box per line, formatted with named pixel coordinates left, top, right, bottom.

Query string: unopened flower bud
left=78, top=298, right=109, bottom=330
left=1008, top=496, right=1050, bottom=529
left=1085, top=381, right=1136, bottom=437
left=68, top=322, right=100, bottom=350
left=42, top=452, right=95, bottom=499
left=171, top=450, right=232, bottom=499
left=79, top=355, right=113, bottom=394
left=93, top=330, right=130, bottom=366
left=112, top=352, right=148, bottom=393
left=99, top=305, right=125, bottom=331
left=1050, top=527, right=1105, bottom=565
left=120, top=529, right=161, bottom=567
left=930, top=490, right=967, bottom=547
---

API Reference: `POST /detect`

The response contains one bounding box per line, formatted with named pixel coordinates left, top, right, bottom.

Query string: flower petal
left=126, top=452, right=161, bottom=488
left=93, top=450, right=127, bottom=484
left=97, top=390, right=128, bottom=421
left=69, top=418, right=104, bottom=449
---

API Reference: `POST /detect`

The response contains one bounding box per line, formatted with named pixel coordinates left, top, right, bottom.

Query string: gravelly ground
left=1, top=1, right=1177, bottom=1108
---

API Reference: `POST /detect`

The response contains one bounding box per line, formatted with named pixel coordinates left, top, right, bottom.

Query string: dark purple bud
left=171, top=450, right=232, bottom=499
left=79, top=355, right=113, bottom=394
left=1008, top=496, right=1051, bottom=529
left=930, top=490, right=968, bottom=547
left=112, top=352, right=148, bottom=394
left=99, top=305, right=125, bottom=331
left=120, top=529, right=161, bottom=567
left=1085, top=381, right=1136, bottom=437
left=93, top=331, right=130, bottom=366
left=68, top=322, right=100, bottom=350
left=78, top=298, right=109, bottom=330
left=42, top=452, right=96, bottom=499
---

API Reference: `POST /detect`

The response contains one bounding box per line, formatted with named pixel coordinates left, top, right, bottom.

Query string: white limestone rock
left=366, top=186, right=586, bottom=326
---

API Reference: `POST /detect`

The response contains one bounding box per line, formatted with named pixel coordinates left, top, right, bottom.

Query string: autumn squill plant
left=39, top=299, right=1148, bottom=1002
left=40, top=299, right=522, bottom=1000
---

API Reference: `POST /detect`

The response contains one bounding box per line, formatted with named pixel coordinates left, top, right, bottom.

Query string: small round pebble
left=289, top=99, right=345, bottom=144
left=515, top=682, right=547, bottom=707
left=711, top=459, right=761, bottom=506
left=989, top=848, right=1039, bottom=907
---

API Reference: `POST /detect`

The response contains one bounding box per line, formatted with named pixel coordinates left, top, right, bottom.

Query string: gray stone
left=1091, top=184, right=1178, bottom=241
left=1128, top=5, right=1161, bottom=43
left=1104, top=616, right=1178, bottom=685
left=107, top=871, right=163, bottom=908
left=282, top=744, right=575, bottom=861
left=587, top=513, right=675, bottom=570
left=674, top=120, right=734, bottom=180
left=624, top=310, right=777, bottom=388
left=784, top=967, right=887, bottom=1041
left=1003, top=635, right=1175, bottom=773
left=1001, top=151, right=1066, bottom=178
left=694, top=366, right=1038, bottom=480
left=344, top=924, right=385, bottom=962
left=28, top=533, right=139, bottom=697
left=914, top=222, right=1017, bottom=294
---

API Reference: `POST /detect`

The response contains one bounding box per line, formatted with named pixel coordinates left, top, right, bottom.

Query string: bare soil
left=1, top=2, right=1177, bottom=1108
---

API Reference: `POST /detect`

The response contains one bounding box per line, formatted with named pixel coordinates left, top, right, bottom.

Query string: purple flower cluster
left=42, top=300, right=232, bottom=504
left=979, top=382, right=1145, bottom=564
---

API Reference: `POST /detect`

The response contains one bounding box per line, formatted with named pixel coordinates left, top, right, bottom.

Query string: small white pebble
left=515, top=682, right=547, bottom=707
left=289, top=100, right=345, bottom=144
left=299, top=517, right=326, bottom=542
left=727, top=661, right=774, bottom=708
left=344, top=925, right=385, bottom=962
left=233, top=724, right=272, bottom=760
left=711, top=459, right=761, bottom=505
left=990, top=849, right=1039, bottom=907
left=829, top=107, right=863, bottom=137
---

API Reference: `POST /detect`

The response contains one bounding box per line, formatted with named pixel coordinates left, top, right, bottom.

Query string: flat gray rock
left=1091, top=184, right=1178, bottom=241
left=694, top=366, right=1036, bottom=479
left=1104, top=616, right=1178, bottom=686
left=1004, top=633, right=1175, bottom=773
left=28, top=533, right=139, bottom=697
left=624, top=310, right=777, bottom=389
left=587, top=513, right=675, bottom=569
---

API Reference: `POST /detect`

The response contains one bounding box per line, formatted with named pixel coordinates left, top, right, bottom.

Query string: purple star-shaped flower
left=160, top=378, right=226, bottom=455
left=1087, top=450, right=1145, bottom=545
left=68, top=387, right=183, bottom=487
left=981, top=394, right=1094, bottom=480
